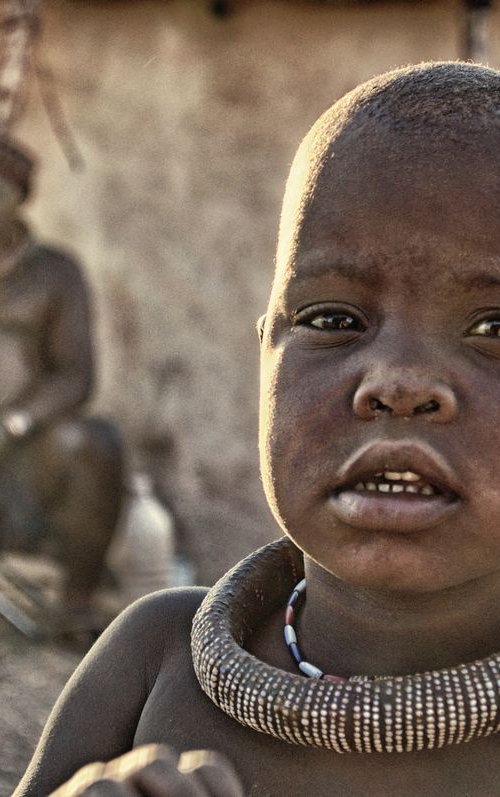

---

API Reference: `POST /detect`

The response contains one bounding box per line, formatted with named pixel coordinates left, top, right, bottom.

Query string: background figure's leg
left=40, top=418, right=124, bottom=610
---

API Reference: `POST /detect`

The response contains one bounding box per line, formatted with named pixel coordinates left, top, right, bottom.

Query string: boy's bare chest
left=134, top=664, right=500, bottom=797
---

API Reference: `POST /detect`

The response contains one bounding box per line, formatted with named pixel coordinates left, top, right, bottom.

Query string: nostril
left=354, top=378, right=456, bottom=423
left=414, top=399, right=440, bottom=415
left=368, top=397, right=391, bottom=413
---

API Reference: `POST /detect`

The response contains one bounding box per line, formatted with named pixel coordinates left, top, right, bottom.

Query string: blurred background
left=2, top=0, right=498, bottom=792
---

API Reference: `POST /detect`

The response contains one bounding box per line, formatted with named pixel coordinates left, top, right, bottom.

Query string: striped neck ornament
left=191, top=537, right=500, bottom=753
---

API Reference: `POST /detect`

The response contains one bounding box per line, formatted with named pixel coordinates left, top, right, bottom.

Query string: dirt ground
left=0, top=555, right=134, bottom=797
left=0, top=521, right=199, bottom=795
left=0, top=626, right=82, bottom=796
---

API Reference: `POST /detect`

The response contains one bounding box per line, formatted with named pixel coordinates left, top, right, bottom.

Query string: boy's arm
left=14, top=588, right=206, bottom=797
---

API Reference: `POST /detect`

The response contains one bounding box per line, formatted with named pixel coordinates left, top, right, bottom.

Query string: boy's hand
left=48, top=744, right=244, bottom=797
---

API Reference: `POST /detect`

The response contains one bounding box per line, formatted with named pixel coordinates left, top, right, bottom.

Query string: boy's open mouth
left=337, top=469, right=450, bottom=499
left=329, top=440, right=461, bottom=533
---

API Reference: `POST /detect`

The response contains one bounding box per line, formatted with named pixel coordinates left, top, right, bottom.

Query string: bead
left=289, top=642, right=303, bottom=664
left=299, top=661, right=324, bottom=678
left=284, top=625, right=297, bottom=645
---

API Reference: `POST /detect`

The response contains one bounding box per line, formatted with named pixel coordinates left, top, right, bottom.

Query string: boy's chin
left=307, top=535, right=489, bottom=595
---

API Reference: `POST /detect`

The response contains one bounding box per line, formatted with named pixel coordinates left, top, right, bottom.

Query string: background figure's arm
left=13, top=590, right=196, bottom=797
left=11, top=254, right=94, bottom=430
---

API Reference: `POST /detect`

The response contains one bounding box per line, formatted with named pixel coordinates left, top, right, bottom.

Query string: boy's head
left=276, top=61, right=500, bottom=285
left=259, top=62, right=500, bottom=594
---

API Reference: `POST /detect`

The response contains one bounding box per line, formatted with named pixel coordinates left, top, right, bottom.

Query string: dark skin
left=0, top=176, right=123, bottom=608
left=16, top=116, right=500, bottom=796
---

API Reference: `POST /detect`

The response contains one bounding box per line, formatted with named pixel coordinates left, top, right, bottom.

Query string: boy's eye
left=294, top=305, right=366, bottom=333
left=467, top=318, right=500, bottom=337
left=310, top=313, right=359, bottom=331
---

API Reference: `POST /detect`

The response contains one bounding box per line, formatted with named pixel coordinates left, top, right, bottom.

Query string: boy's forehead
left=275, top=121, right=500, bottom=291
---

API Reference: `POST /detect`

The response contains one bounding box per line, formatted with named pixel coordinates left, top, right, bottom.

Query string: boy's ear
left=256, top=314, right=266, bottom=344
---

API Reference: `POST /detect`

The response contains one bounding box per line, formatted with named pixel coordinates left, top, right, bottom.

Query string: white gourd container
left=108, top=472, right=174, bottom=604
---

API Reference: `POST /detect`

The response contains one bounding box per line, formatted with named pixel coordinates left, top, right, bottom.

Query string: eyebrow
left=290, top=254, right=382, bottom=285
left=291, top=259, right=500, bottom=290
left=454, top=271, right=500, bottom=290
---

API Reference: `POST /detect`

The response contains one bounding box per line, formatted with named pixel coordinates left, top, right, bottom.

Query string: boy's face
left=260, top=128, right=500, bottom=593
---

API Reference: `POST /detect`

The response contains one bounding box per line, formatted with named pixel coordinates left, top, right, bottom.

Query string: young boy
left=16, top=61, right=500, bottom=796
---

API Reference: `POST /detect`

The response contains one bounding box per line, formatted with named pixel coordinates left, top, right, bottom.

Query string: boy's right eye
left=292, top=304, right=366, bottom=333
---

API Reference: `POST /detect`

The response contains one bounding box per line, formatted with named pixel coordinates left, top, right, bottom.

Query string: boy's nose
left=353, top=372, right=457, bottom=422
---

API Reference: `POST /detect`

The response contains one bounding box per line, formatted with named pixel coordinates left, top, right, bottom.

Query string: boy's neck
left=299, top=556, right=500, bottom=678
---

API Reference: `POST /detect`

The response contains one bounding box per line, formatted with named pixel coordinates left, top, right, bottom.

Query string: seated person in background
left=16, top=61, right=500, bottom=796
left=0, top=136, right=123, bottom=613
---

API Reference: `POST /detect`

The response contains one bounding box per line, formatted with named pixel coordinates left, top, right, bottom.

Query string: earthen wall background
left=16, top=0, right=488, bottom=582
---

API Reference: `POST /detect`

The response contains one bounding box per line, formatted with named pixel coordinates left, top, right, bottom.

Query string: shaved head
left=276, top=61, right=500, bottom=280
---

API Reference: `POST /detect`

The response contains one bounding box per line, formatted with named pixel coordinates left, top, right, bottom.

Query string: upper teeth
left=383, top=471, right=421, bottom=482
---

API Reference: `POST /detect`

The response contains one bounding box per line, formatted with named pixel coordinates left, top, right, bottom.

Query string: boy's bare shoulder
left=59, top=586, right=210, bottom=698
left=111, top=587, right=208, bottom=691
left=128, top=586, right=207, bottom=626
left=109, top=585, right=209, bottom=641
left=124, top=585, right=209, bottom=620
left=100, top=587, right=209, bottom=674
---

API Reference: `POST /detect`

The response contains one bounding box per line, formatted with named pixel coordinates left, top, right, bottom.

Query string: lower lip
left=329, top=489, right=460, bottom=533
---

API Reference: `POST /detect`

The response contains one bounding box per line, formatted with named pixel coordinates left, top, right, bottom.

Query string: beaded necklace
left=284, top=578, right=347, bottom=683
left=192, top=537, right=500, bottom=753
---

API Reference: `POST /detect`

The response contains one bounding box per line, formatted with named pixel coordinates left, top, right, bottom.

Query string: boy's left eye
left=467, top=318, right=500, bottom=337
